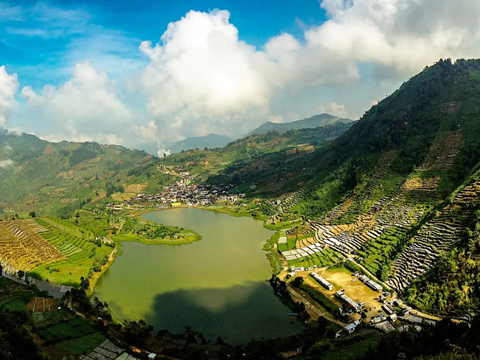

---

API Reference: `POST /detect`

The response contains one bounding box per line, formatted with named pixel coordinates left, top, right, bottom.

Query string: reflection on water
left=94, top=208, right=304, bottom=344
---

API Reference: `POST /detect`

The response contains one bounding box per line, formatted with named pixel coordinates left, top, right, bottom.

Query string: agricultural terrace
left=275, top=130, right=471, bottom=300
left=28, top=217, right=113, bottom=286
left=0, top=219, right=64, bottom=272
left=0, top=276, right=106, bottom=357
left=32, top=309, right=105, bottom=356
left=0, top=276, right=35, bottom=312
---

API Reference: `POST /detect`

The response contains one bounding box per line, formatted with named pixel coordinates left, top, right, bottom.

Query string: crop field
left=286, top=247, right=345, bottom=268
left=0, top=277, right=34, bottom=312
left=31, top=309, right=77, bottom=328
left=28, top=218, right=112, bottom=286
left=36, top=317, right=98, bottom=343
left=0, top=219, right=65, bottom=272
left=32, top=311, right=105, bottom=355
left=56, top=332, right=106, bottom=355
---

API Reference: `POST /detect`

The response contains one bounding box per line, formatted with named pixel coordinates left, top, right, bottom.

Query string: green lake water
left=93, top=208, right=304, bottom=344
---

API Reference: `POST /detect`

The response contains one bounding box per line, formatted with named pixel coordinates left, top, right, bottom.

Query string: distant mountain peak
left=247, top=113, right=353, bottom=136
left=168, top=133, right=233, bottom=154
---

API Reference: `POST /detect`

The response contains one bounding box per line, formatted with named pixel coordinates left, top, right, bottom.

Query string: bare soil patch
left=123, top=184, right=148, bottom=193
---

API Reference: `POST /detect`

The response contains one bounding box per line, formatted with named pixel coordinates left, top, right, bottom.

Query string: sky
left=1, top=0, right=480, bottom=155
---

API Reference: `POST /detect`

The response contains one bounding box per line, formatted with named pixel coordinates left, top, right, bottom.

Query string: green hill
left=161, top=122, right=353, bottom=183
left=0, top=131, right=173, bottom=217
left=247, top=113, right=353, bottom=136
left=209, top=59, right=480, bottom=316
left=168, top=133, right=233, bottom=153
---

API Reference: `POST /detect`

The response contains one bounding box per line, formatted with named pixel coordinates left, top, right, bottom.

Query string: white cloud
left=137, top=10, right=273, bottom=140
left=0, top=159, right=14, bottom=169
left=310, top=0, right=480, bottom=79
left=132, top=120, right=157, bottom=143
left=3, top=2, right=90, bottom=38
left=21, top=61, right=131, bottom=138
left=8, top=2, right=480, bottom=148
left=0, top=65, right=19, bottom=128
left=40, top=131, right=124, bottom=146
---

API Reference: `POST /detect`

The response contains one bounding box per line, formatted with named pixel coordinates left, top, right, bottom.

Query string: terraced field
left=386, top=175, right=479, bottom=291
left=0, top=219, right=65, bottom=273
left=27, top=218, right=113, bottom=285
left=277, top=134, right=469, bottom=295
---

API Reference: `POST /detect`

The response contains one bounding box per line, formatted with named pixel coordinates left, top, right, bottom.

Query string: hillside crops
left=0, top=219, right=65, bottom=273
left=29, top=218, right=113, bottom=285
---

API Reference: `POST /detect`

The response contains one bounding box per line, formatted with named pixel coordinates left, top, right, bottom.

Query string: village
left=108, top=174, right=245, bottom=211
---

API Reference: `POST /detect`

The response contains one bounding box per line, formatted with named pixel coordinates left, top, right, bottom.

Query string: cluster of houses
left=126, top=180, right=244, bottom=207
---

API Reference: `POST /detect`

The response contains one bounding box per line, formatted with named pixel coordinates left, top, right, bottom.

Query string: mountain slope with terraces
left=265, top=59, right=480, bottom=316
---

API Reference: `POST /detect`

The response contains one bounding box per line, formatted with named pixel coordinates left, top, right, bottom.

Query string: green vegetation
left=56, top=332, right=106, bottom=355
left=298, top=283, right=339, bottom=315
left=36, top=317, right=98, bottom=344
left=29, top=217, right=113, bottom=286
left=0, top=132, right=174, bottom=217
left=113, top=214, right=201, bottom=245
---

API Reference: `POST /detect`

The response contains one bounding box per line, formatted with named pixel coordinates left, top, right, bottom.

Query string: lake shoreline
left=93, top=207, right=304, bottom=344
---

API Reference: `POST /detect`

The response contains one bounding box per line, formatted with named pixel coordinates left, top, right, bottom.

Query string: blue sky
left=1, top=0, right=479, bottom=155
left=1, top=0, right=327, bottom=88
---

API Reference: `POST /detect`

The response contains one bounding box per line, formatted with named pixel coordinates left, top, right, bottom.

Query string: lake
left=93, top=208, right=303, bottom=344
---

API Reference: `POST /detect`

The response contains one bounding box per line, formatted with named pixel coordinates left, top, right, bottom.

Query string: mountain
left=161, top=122, right=353, bottom=183
left=168, top=133, right=233, bottom=153
left=208, top=59, right=480, bottom=316
left=247, top=113, right=353, bottom=136
left=0, top=130, right=173, bottom=217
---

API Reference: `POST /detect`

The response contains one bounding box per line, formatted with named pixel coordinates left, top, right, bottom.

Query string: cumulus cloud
left=21, top=61, right=130, bottom=143
left=0, top=65, right=19, bottom=128
left=136, top=2, right=480, bottom=143
left=136, top=9, right=360, bottom=141
left=8, top=1, right=480, bottom=149
left=0, top=159, right=14, bottom=169
left=311, top=0, right=480, bottom=79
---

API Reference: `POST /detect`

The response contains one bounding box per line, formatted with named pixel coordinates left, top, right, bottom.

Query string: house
left=148, top=353, right=157, bottom=359
left=344, top=323, right=357, bottom=334
left=335, top=291, right=362, bottom=312
left=310, top=272, right=334, bottom=291
left=171, top=202, right=181, bottom=207
left=382, top=303, right=395, bottom=315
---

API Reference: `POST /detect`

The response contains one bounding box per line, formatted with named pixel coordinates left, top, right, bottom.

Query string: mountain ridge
left=168, top=133, right=233, bottom=153
left=247, top=113, right=353, bottom=136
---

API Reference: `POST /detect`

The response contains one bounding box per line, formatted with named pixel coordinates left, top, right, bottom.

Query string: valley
left=1, top=59, right=480, bottom=359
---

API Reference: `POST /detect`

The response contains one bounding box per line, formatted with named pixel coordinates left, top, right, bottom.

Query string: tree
left=293, top=276, right=304, bottom=288
left=18, top=270, right=25, bottom=278
left=29, top=211, right=36, bottom=218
